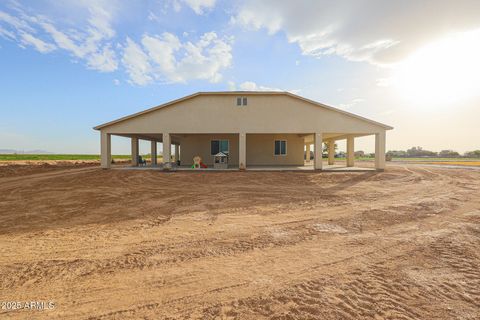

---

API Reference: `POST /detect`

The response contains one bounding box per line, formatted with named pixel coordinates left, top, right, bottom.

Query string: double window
left=274, top=140, right=287, bottom=156
left=236, top=97, right=247, bottom=106
left=211, top=139, right=229, bottom=155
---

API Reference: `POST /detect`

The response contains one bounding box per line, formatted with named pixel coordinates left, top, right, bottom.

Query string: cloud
left=87, top=45, right=118, bottom=72
left=0, top=2, right=118, bottom=72
left=338, top=98, right=365, bottom=110
left=1, top=2, right=229, bottom=85
left=233, top=0, right=480, bottom=65
left=142, top=32, right=181, bottom=80
left=171, top=0, right=217, bottom=15
left=229, top=81, right=300, bottom=94
left=19, top=32, right=56, bottom=52
left=238, top=81, right=282, bottom=91
left=124, top=31, right=233, bottom=85
left=122, top=37, right=153, bottom=85
left=184, top=0, right=216, bottom=14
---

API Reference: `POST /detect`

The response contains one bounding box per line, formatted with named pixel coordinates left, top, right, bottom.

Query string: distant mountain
left=0, top=149, right=53, bottom=154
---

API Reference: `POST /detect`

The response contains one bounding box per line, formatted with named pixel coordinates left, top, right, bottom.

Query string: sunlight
left=393, top=29, right=480, bottom=105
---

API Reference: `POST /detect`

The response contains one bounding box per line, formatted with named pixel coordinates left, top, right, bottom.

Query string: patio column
left=347, top=136, right=355, bottom=167
left=375, top=131, right=386, bottom=171
left=100, top=131, right=111, bottom=169
left=305, top=143, right=311, bottom=163
left=328, top=140, right=335, bottom=165
left=131, top=137, right=139, bottom=166
left=239, top=133, right=246, bottom=170
left=314, top=132, right=323, bottom=170
left=151, top=141, right=157, bottom=166
left=162, top=133, right=171, bottom=167
left=175, top=144, right=180, bottom=162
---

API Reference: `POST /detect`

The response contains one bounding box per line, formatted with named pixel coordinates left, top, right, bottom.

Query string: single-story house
left=94, top=91, right=393, bottom=170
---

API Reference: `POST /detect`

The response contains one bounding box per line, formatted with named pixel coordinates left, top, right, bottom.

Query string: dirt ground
left=0, top=163, right=479, bottom=319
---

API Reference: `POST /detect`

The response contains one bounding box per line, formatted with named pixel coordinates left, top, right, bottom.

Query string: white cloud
left=230, top=81, right=300, bottom=94
left=238, top=81, right=282, bottom=91
left=122, top=37, right=153, bottom=85
left=148, top=11, right=160, bottom=22
left=0, top=2, right=118, bottom=72
left=339, top=98, right=365, bottom=110
left=123, top=31, right=232, bottom=85
left=0, top=26, right=15, bottom=39
left=376, top=78, right=392, bottom=88
left=183, top=0, right=216, bottom=14
left=113, top=79, right=120, bottom=85
left=227, top=80, right=236, bottom=91
left=1, top=3, right=229, bottom=85
left=19, top=32, right=56, bottom=53
left=142, top=32, right=182, bottom=80
left=87, top=45, right=118, bottom=72
left=171, top=0, right=216, bottom=15
left=0, top=10, right=34, bottom=34
left=233, top=0, right=480, bottom=65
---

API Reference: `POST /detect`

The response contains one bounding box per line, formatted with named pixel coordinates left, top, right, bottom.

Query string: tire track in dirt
left=201, top=235, right=480, bottom=320
left=1, top=164, right=480, bottom=319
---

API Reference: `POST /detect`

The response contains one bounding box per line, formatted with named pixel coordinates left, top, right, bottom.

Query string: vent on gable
left=236, top=97, right=247, bottom=106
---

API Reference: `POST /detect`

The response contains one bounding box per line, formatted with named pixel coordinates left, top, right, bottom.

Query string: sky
left=0, top=0, right=479, bottom=154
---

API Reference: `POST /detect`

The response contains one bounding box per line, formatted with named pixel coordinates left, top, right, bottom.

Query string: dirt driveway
left=0, top=164, right=479, bottom=319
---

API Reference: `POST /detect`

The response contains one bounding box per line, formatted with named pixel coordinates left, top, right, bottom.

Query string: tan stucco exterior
left=180, top=134, right=239, bottom=167
left=247, top=134, right=304, bottom=166
left=95, top=91, right=392, bottom=170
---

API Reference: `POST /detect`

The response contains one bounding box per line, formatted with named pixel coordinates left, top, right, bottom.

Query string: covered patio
left=96, top=91, right=391, bottom=172
left=102, top=131, right=383, bottom=172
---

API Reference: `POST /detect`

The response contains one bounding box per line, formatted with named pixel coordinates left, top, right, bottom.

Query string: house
left=94, top=91, right=393, bottom=170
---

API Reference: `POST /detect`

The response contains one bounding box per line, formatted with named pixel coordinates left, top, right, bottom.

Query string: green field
left=0, top=154, right=132, bottom=161
left=391, top=157, right=480, bottom=162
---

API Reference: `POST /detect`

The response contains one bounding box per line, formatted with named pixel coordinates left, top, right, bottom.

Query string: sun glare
left=393, top=29, right=480, bottom=105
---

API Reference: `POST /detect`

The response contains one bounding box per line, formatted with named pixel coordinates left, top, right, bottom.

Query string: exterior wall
left=246, top=134, right=304, bottom=166
left=179, top=134, right=239, bottom=167
left=101, top=94, right=388, bottom=135
left=96, top=93, right=391, bottom=170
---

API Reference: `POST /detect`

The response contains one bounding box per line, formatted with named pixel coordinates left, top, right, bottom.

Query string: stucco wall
left=179, top=133, right=305, bottom=167
left=246, top=134, right=304, bottom=166
left=179, top=134, right=239, bottom=167
left=101, top=94, right=388, bottom=135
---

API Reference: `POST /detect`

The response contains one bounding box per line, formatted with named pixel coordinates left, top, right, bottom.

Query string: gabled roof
left=93, top=91, right=393, bottom=130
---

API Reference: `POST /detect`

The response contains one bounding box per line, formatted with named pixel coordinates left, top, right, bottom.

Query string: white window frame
left=274, top=140, right=287, bottom=156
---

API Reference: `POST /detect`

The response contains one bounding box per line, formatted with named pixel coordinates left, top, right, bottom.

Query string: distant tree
left=406, top=146, right=437, bottom=157
left=354, top=150, right=365, bottom=157
left=336, top=151, right=346, bottom=158
left=438, top=150, right=460, bottom=158
left=464, top=150, right=480, bottom=158
left=322, top=142, right=338, bottom=154
left=387, top=150, right=407, bottom=157
left=322, top=142, right=338, bottom=158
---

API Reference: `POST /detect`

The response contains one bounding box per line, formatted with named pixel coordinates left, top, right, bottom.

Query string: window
left=236, top=97, right=247, bottom=106
left=211, top=139, right=229, bottom=155
left=274, top=140, right=287, bottom=155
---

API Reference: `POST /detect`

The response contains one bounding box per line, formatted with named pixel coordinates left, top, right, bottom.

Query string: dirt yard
left=0, top=163, right=479, bottom=319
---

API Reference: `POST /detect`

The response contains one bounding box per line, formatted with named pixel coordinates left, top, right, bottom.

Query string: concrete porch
left=112, top=162, right=375, bottom=172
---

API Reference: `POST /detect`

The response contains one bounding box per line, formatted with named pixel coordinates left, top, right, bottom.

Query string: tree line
left=386, top=146, right=480, bottom=158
